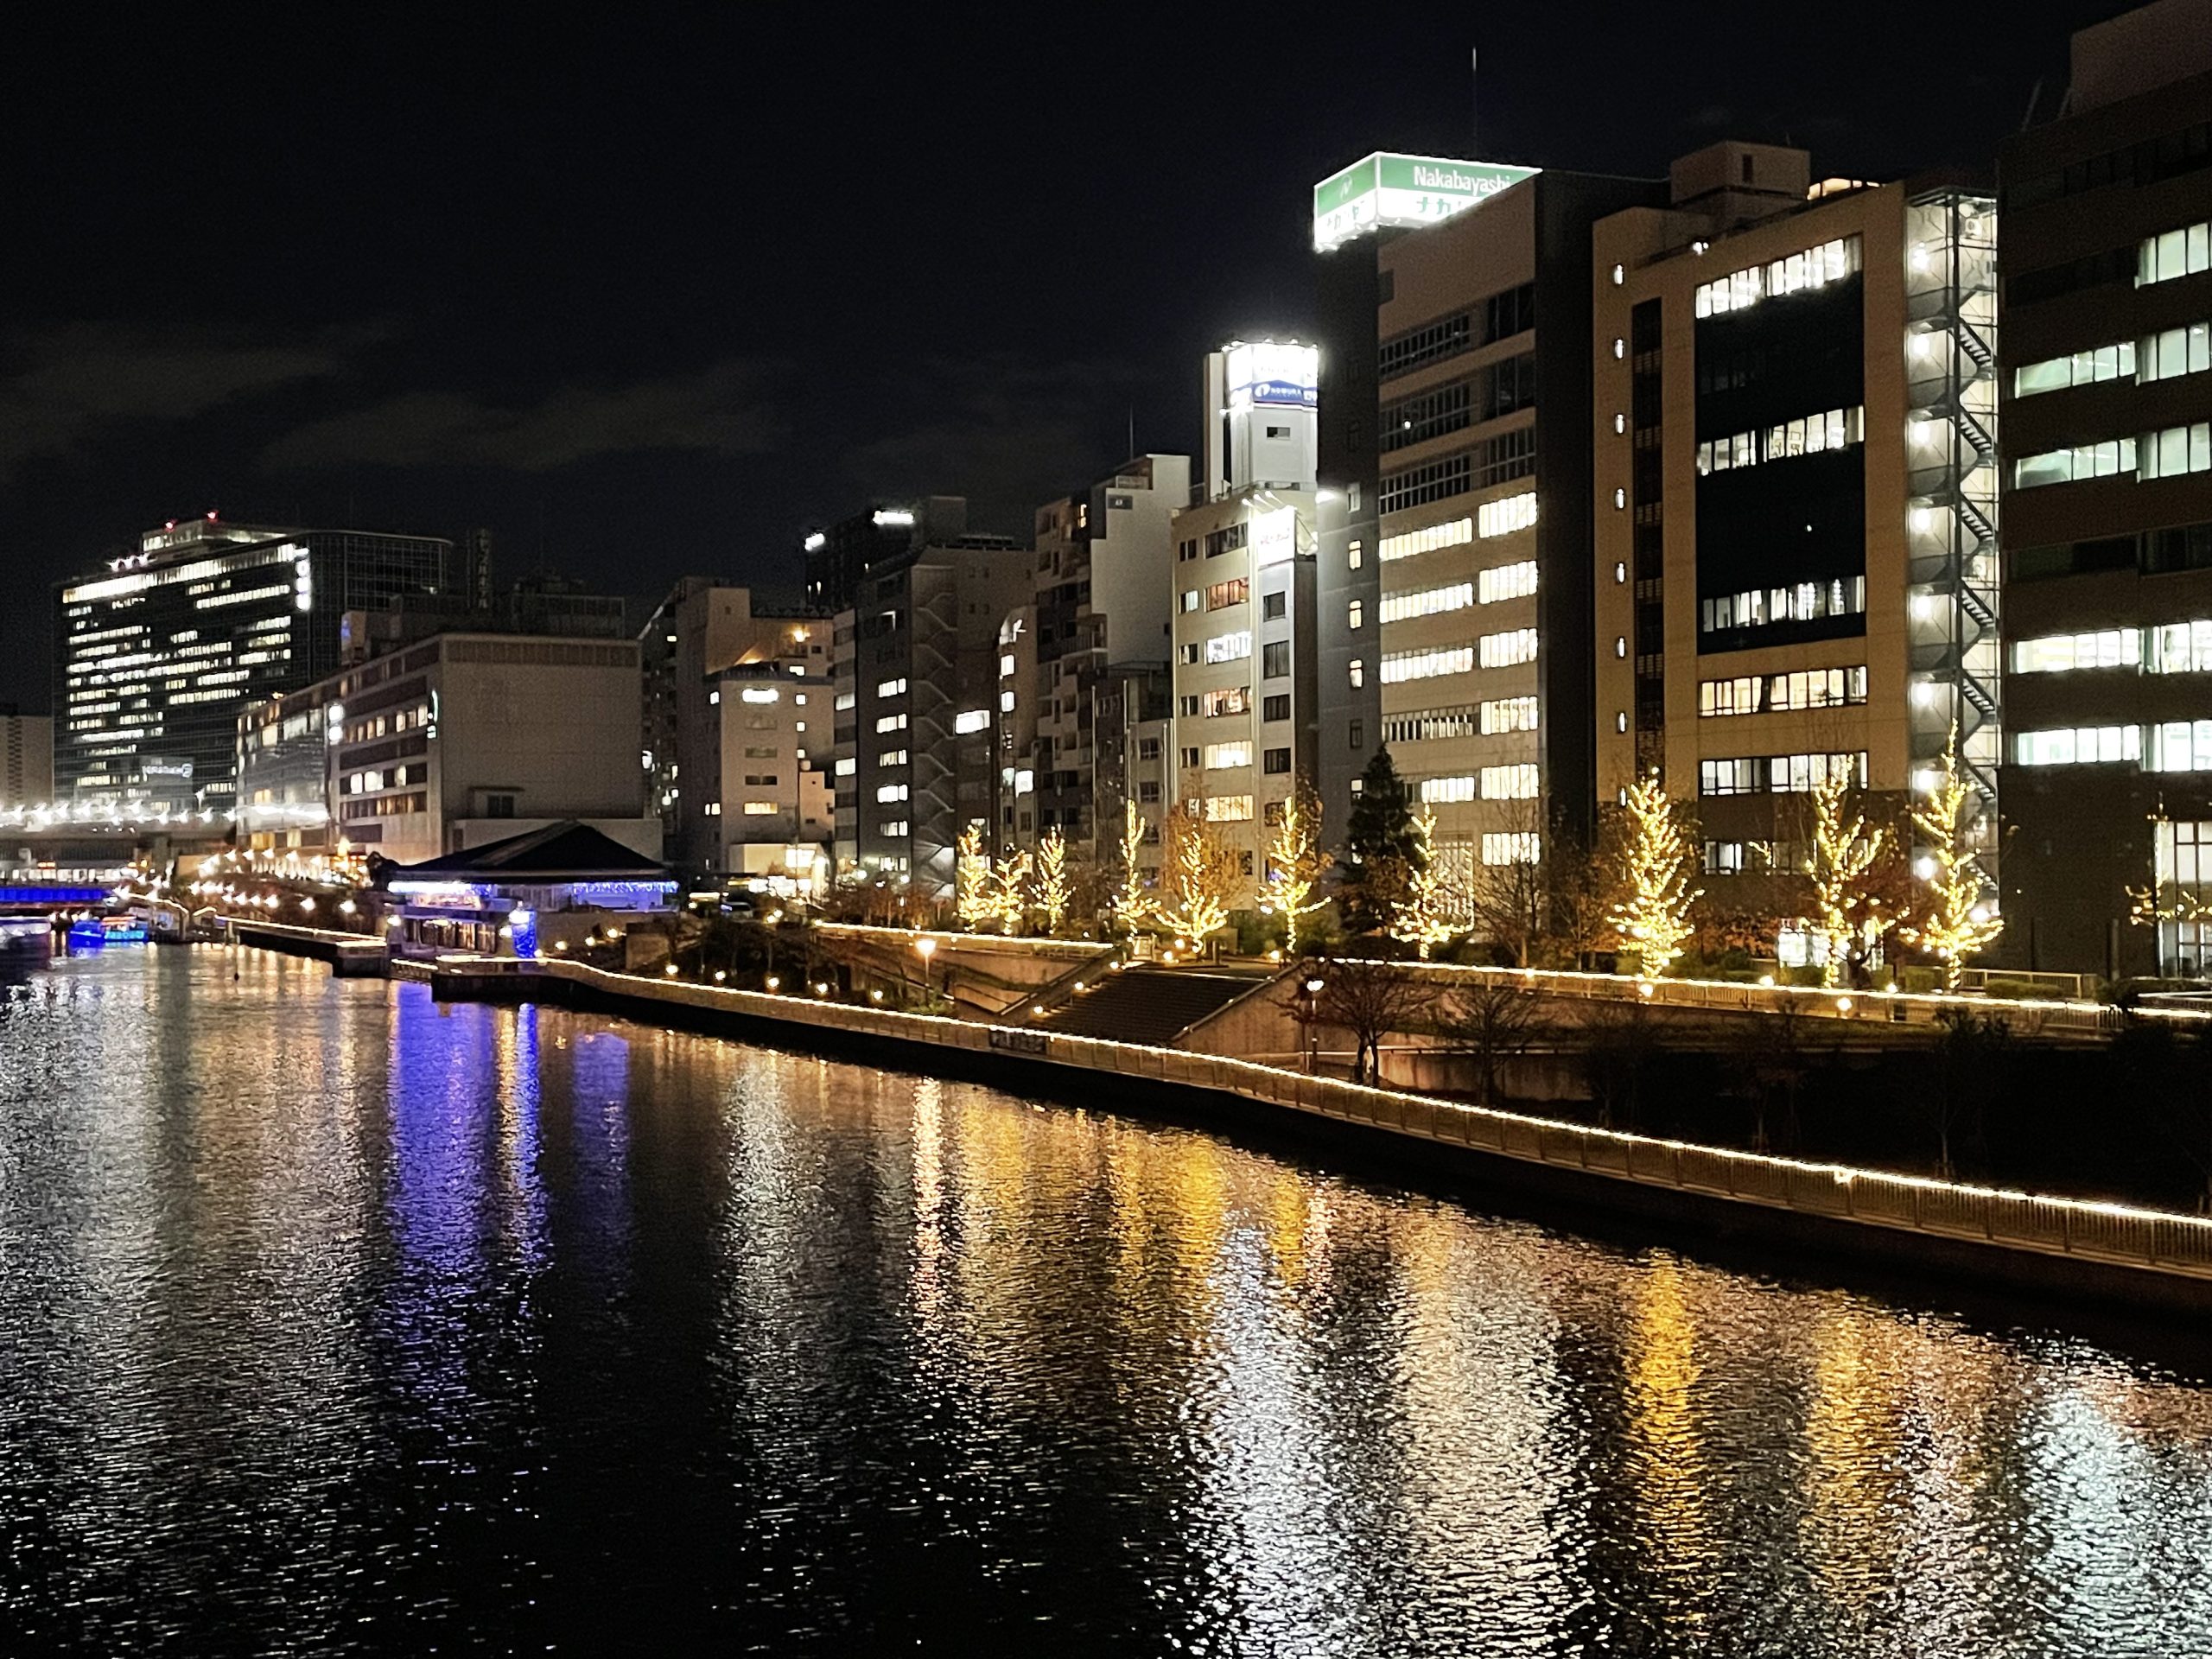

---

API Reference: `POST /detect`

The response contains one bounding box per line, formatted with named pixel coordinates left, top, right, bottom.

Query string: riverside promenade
left=378, top=952, right=2212, bottom=1314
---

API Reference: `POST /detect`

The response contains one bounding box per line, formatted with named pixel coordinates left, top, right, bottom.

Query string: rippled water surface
left=5, top=948, right=2212, bottom=1655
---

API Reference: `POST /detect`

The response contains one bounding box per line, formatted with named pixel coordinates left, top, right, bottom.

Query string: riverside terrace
left=228, top=918, right=2212, bottom=1307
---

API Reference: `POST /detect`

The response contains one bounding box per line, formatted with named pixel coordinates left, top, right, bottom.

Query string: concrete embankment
left=409, top=957, right=2212, bottom=1315
left=228, top=919, right=389, bottom=976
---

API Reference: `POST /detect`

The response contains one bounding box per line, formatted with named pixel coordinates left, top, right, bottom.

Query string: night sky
left=3, top=3, right=2115, bottom=710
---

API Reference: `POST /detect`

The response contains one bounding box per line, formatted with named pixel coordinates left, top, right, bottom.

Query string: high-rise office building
left=828, top=503, right=1030, bottom=891
left=1996, top=0, right=2212, bottom=976
left=1325, top=156, right=1660, bottom=890
left=1592, top=145, right=2000, bottom=950
left=1166, top=342, right=1322, bottom=895
left=55, top=515, right=453, bottom=810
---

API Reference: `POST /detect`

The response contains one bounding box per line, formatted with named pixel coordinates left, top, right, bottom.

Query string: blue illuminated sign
left=1249, top=380, right=1319, bottom=409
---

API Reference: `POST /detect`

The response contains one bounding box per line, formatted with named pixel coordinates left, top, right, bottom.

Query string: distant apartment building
left=1004, top=454, right=1188, bottom=857
left=1165, top=341, right=1323, bottom=897
left=0, top=709, right=54, bottom=809
left=1327, top=157, right=1661, bottom=889
left=1592, top=144, right=2000, bottom=940
left=637, top=578, right=828, bottom=874
left=1995, top=0, right=2212, bottom=976
left=710, top=659, right=835, bottom=885
left=828, top=505, right=1030, bottom=892
left=55, top=516, right=454, bottom=811
left=238, top=631, right=653, bottom=865
left=804, top=496, right=972, bottom=613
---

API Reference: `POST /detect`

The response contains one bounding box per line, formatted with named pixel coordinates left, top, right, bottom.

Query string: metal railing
left=531, top=961, right=2212, bottom=1285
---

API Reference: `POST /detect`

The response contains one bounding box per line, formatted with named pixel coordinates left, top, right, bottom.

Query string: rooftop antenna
left=1471, top=47, right=1478, bottom=153
left=2019, top=76, right=2045, bottom=132
left=1128, top=404, right=1136, bottom=461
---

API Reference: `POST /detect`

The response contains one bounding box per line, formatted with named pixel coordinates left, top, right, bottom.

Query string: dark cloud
left=0, top=323, right=357, bottom=480
left=836, top=354, right=1153, bottom=529
left=258, top=361, right=784, bottom=474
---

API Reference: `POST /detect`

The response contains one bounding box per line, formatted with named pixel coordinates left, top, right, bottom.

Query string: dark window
left=485, top=792, right=515, bottom=818
left=1263, top=641, right=1290, bottom=678
left=2007, top=245, right=2137, bottom=307
left=1262, top=591, right=1287, bottom=620
left=1349, top=720, right=1365, bottom=749
left=1263, top=747, right=1292, bottom=774
left=1263, top=694, right=1290, bottom=721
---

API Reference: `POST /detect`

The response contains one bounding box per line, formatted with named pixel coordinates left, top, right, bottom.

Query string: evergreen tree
left=1340, top=747, right=1421, bottom=934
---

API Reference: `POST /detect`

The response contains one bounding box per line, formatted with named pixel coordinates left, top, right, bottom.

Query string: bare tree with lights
left=1260, top=776, right=1332, bottom=952
left=1151, top=798, right=1238, bottom=951
left=1607, top=770, right=1701, bottom=976
left=1389, top=808, right=1461, bottom=960
left=1808, top=766, right=1886, bottom=989
left=954, top=825, right=995, bottom=931
left=988, top=847, right=1033, bottom=936
left=1031, top=828, right=1071, bottom=937
left=1899, top=727, right=2002, bottom=991
left=1110, top=798, right=1150, bottom=935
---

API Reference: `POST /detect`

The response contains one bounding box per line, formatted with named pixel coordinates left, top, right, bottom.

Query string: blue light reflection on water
left=3, top=949, right=2212, bottom=1655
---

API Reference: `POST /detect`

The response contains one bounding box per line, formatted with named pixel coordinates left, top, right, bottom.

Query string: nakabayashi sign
left=1312, top=153, right=1540, bottom=251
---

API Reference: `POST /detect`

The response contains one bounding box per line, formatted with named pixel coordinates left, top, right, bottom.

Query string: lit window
left=1348, top=599, right=1363, bottom=630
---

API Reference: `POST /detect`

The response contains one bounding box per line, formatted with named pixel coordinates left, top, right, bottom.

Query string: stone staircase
left=1027, top=966, right=1262, bottom=1046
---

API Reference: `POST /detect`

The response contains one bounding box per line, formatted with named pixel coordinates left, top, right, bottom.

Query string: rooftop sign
left=1313, top=153, right=1540, bottom=251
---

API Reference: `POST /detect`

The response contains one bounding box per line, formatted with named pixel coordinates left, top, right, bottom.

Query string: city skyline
left=0, top=2, right=2113, bottom=712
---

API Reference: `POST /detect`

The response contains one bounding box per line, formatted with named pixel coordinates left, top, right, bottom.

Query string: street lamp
left=1300, top=976, right=1325, bottom=1073
left=914, top=934, right=938, bottom=1005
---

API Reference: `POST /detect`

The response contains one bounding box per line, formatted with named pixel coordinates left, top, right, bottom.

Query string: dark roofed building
left=379, top=819, right=675, bottom=957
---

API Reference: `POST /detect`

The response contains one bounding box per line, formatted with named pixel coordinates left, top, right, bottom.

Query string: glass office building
left=54, top=515, right=452, bottom=811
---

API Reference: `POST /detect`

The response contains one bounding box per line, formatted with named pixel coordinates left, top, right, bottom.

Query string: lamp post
left=914, top=934, right=938, bottom=1006
left=1301, top=976, right=1325, bottom=1074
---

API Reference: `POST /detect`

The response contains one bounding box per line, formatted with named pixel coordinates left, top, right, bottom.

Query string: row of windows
left=2006, top=119, right=2212, bottom=211
left=1203, top=741, right=1249, bottom=770
left=1695, top=406, right=1862, bottom=475
left=1693, top=236, right=1859, bottom=319
left=2017, top=621, right=2212, bottom=675
left=2140, top=221, right=2211, bottom=288
left=1483, top=832, right=1540, bottom=866
left=1697, top=665, right=1868, bottom=717
left=2146, top=423, right=2212, bottom=481
left=1698, top=577, right=1867, bottom=636
left=1379, top=430, right=1535, bottom=517
left=1201, top=795, right=1255, bottom=823
left=1377, top=354, right=1537, bottom=453
left=1698, top=752, right=1867, bottom=797
left=2014, top=324, right=2212, bottom=394
left=1416, top=765, right=1539, bottom=804
left=1380, top=581, right=1471, bottom=623
left=1375, top=493, right=1537, bottom=565
left=2018, top=721, right=2212, bottom=774
left=2014, top=339, right=2136, bottom=397
left=1479, top=561, right=1539, bottom=603
left=2026, top=425, right=2212, bottom=487
left=1376, top=283, right=1536, bottom=380
left=1381, top=645, right=1471, bottom=683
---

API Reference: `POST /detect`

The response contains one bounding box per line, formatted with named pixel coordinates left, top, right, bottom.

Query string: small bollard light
left=664, top=964, right=679, bottom=976
left=766, top=975, right=780, bottom=990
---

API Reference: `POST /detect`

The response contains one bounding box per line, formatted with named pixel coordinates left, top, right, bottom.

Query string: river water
left=4, top=947, right=2212, bottom=1656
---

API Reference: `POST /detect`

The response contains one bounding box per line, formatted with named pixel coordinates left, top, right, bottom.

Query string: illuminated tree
left=1898, top=728, right=2002, bottom=991
left=1389, top=808, right=1460, bottom=960
left=988, top=849, right=1033, bottom=935
left=1808, top=767, right=1886, bottom=988
left=1152, top=799, right=1238, bottom=949
left=1607, top=769, right=1701, bottom=976
left=954, top=825, right=994, bottom=931
left=1261, top=778, right=1332, bottom=952
left=1111, top=798, right=1150, bottom=933
left=1032, top=829, right=1071, bottom=936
